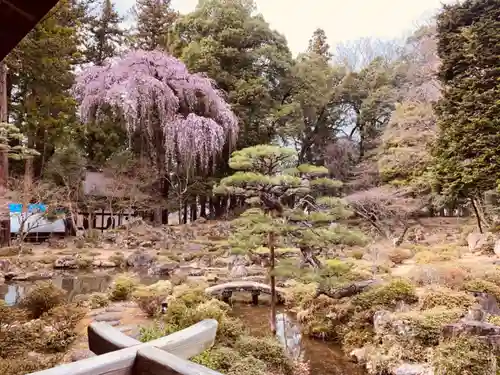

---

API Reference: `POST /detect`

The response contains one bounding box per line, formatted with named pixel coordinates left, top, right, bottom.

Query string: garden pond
left=0, top=271, right=364, bottom=375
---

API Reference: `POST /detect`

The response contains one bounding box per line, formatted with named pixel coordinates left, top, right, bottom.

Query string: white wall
left=10, top=213, right=66, bottom=234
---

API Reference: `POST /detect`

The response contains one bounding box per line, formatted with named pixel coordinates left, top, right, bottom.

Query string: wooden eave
left=0, top=0, right=61, bottom=61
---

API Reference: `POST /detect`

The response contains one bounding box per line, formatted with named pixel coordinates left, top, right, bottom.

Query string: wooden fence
left=28, top=319, right=222, bottom=375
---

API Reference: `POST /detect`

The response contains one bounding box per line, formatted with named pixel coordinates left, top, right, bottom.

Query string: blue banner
left=8, top=203, right=47, bottom=213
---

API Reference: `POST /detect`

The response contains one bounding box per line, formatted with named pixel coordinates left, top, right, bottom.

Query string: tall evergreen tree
left=6, top=0, right=83, bottom=176
left=85, top=0, right=124, bottom=65
left=80, top=0, right=127, bottom=167
left=133, top=0, right=178, bottom=51
left=432, top=0, right=500, bottom=203
left=172, top=0, right=292, bottom=150
left=307, top=28, right=332, bottom=60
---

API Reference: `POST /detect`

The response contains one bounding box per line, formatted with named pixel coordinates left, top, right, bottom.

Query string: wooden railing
left=28, top=319, right=223, bottom=375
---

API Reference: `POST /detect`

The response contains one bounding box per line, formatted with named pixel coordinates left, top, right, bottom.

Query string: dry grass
left=132, top=280, right=173, bottom=317
left=18, top=282, right=66, bottom=319
left=108, top=274, right=139, bottom=301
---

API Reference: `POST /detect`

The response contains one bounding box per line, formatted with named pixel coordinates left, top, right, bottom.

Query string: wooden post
left=0, top=60, right=9, bottom=189
left=221, top=290, right=232, bottom=304
left=0, top=61, right=7, bottom=123
left=0, top=60, right=10, bottom=247
left=251, top=290, right=260, bottom=305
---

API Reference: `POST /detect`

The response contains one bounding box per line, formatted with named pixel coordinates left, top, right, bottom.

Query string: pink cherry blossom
left=73, top=50, right=238, bottom=171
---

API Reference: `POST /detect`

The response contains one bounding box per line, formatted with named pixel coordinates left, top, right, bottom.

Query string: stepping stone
left=88, top=308, right=107, bottom=317
left=93, top=312, right=123, bottom=322
left=118, top=325, right=137, bottom=333
left=105, top=305, right=126, bottom=313
left=128, top=330, right=141, bottom=340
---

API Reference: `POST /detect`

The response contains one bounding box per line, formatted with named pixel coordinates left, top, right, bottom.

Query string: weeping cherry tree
left=73, top=50, right=239, bottom=189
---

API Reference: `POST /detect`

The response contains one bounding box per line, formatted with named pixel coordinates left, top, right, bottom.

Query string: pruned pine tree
left=214, top=145, right=365, bottom=333
left=0, top=122, right=39, bottom=160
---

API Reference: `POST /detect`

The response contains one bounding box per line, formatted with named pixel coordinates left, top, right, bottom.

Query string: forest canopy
left=0, top=0, right=498, bottom=230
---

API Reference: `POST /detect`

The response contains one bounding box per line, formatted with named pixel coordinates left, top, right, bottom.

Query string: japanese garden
left=0, top=0, right=499, bottom=374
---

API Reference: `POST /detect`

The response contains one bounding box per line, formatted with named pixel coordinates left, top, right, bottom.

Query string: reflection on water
left=276, top=313, right=303, bottom=361
left=0, top=272, right=166, bottom=306
left=232, top=305, right=364, bottom=375
left=1, top=275, right=364, bottom=374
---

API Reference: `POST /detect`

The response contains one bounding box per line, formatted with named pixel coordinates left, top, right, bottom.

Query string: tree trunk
left=0, top=150, right=7, bottom=189
left=200, top=195, right=207, bottom=218
left=0, top=61, right=8, bottom=192
left=268, top=231, right=277, bottom=335
left=17, top=157, right=33, bottom=251
left=471, top=197, right=483, bottom=234
left=0, top=61, right=7, bottom=123
left=229, top=196, right=238, bottom=210
left=209, top=196, right=215, bottom=218
left=299, top=246, right=322, bottom=269
left=153, top=208, right=162, bottom=227
left=393, top=225, right=410, bottom=247
left=183, top=202, right=188, bottom=224
left=190, top=199, right=197, bottom=222
left=162, top=209, right=169, bottom=225
left=214, top=196, right=225, bottom=218
left=316, top=279, right=379, bottom=299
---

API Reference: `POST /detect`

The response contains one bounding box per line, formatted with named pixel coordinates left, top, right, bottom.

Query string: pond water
left=0, top=271, right=165, bottom=306
left=232, top=305, right=364, bottom=375
left=0, top=273, right=364, bottom=375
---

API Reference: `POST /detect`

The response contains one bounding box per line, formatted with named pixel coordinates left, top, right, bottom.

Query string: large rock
left=93, top=312, right=123, bottom=322
left=227, top=254, right=249, bottom=270
left=442, top=320, right=500, bottom=354
left=475, top=292, right=500, bottom=316
left=186, top=242, right=203, bottom=252
left=393, top=363, right=434, bottom=375
left=0, top=258, right=11, bottom=272
left=442, top=320, right=500, bottom=338
left=54, top=255, right=78, bottom=269
left=349, top=348, right=367, bottom=364
left=188, top=268, right=204, bottom=277
left=126, top=250, right=156, bottom=268
left=92, top=260, right=117, bottom=268
left=148, top=262, right=180, bottom=276
left=373, top=310, right=393, bottom=335
left=230, top=265, right=248, bottom=278
left=467, top=232, right=495, bottom=253
left=494, top=239, right=500, bottom=257
left=12, top=271, right=54, bottom=281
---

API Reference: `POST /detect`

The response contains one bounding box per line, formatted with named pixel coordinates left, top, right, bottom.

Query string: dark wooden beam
left=1, top=0, right=35, bottom=21
left=0, top=0, right=61, bottom=61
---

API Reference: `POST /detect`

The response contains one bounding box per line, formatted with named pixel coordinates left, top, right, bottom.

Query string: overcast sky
left=115, top=0, right=453, bottom=54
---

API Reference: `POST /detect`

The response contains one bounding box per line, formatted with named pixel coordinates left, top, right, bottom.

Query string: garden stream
left=0, top=271, right=364, bottom=375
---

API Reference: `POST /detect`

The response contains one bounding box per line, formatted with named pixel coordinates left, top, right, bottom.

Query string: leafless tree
left=324, top=137, right=358, bottom=181
left=345, top=186, right=424, bottom=246
left=333, top=37, right=404, bottom=71
left=399, top=24, right=441, bottom=103
left=44, top=146, right=87, bottom=236
left=5, top=177, right=63, bottom=250
left=101, top=151, right=158, bottom=229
